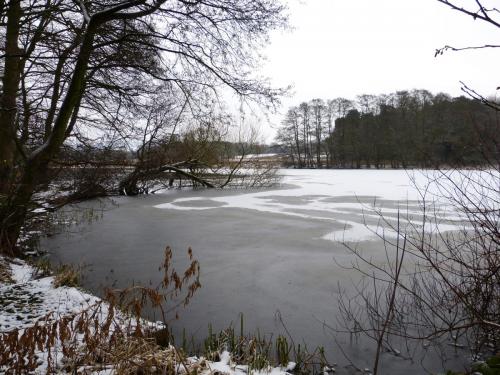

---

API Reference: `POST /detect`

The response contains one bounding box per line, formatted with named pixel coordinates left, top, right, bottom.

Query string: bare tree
left=336, top=167, right=499, bottom=373
left=333, top=4, right=500, bottom=362
left=311, top=98, right=325, bottom=168
left=436, top=0, right=500, bottom=108
left=278, top=107, right=303, bottom=168
left=0, top=0, right=289, bottom=256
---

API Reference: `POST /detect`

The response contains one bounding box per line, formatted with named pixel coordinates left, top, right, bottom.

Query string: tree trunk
left=119, top=162, right=216, bottom=196
left=0, top=23, right=97, bottom=256
left=0, top=158, right=44, bottom=257
left=0, top=0, right=22, bottom=195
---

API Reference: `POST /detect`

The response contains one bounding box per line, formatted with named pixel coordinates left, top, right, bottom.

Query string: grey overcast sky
left=257, top=0, right=499, bottom=142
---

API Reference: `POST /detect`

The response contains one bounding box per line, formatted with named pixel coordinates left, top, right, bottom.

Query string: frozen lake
left=44, top=169, right=471, bottom=374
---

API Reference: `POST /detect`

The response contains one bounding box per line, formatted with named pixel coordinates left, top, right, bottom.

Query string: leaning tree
left=0, top=0, right=288, bottom=256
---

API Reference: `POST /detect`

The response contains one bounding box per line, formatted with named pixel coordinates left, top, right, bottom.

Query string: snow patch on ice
left=322, top=222, right=398, bottom=243
left=156, top=197, right=227, bottom=210
left=155, top=169, right=472, bottom=242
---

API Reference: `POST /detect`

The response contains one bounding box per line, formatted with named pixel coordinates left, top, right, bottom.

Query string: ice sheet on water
left=155, top=169, right=476, bottom=242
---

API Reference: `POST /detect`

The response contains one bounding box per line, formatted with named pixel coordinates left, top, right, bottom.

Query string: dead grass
left=53, top=263, right=81, bottom=288
left=0, top=257, right=13, bottom=284
left=1, top=247, right=328, bottom=374
left=0, top=247, right=202, bottom=374
left=0, top=300, right=188, bottom=374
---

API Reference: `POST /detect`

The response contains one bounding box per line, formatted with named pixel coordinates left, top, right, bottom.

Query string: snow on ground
left=0, top=259, right=102, bottom=334
left=10, top=260, right=33, bottom=283
left=0, top=259, right=112, bottom=374
left=155, top=169, right=478, bottom=242
left=203, top=351, right=296, bottom=375
left=234, top=153, right=279, bottom=159
left=0, top=257, right=295, bottom=375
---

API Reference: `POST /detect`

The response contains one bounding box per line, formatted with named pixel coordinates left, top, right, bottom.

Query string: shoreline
left=0, top=256, right=302, bottom=374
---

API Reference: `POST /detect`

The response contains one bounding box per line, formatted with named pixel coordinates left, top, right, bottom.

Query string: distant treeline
left=276, top=90, right=499, bottom=168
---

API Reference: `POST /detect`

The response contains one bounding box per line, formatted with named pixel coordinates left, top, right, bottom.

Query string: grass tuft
left=53, top=264, right=81, bottom=288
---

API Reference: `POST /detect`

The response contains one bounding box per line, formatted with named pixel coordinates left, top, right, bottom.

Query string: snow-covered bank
left=0, top=257, right=115, bottom=373
left=0, top=257, right=296, bottom=375
left=0, top=260, right=99, bottom=333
